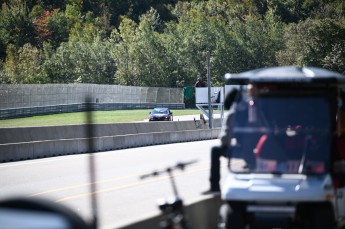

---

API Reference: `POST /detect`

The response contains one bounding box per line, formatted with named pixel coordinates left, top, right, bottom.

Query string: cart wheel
left=298, top=203, right=335, bottom=229
left=308, top=203, right=335, bottom=229
left=218, top=203, right=246, bottom=229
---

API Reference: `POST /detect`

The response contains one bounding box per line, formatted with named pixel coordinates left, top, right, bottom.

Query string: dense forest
left=0, top=0, right=344, bottom=87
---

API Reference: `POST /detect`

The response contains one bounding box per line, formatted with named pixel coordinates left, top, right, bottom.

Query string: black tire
left=298, top=203, right=335, bottom=229
left=219, top=203, right=246, bottom=229
left=309, top=203, right=335, bottom=229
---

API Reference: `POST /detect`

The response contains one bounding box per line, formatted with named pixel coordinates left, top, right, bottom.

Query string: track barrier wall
left=117, top=195, right=223, bottom=229
left=0, top=119, right=221, bottom=162
left=0, top=84, right=185, bottom=119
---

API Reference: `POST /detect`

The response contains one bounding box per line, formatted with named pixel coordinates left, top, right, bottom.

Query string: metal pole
left=86, top=97, right=98, bottom=229
left=207, top=51, right=213, bottom=129
left=167, top=168, right=179, bottom=197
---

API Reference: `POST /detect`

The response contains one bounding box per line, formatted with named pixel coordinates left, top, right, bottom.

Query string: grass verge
left=0, top=109, right=203, bottom=128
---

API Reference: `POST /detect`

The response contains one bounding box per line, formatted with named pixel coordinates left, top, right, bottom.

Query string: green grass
left=0, top=109, right=203, bottom=128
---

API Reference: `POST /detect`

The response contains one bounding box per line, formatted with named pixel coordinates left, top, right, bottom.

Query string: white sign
left=195, top=87, right=223, bottom=104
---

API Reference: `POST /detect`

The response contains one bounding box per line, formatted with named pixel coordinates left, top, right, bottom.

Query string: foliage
left=0, top=0, right=344, bottom=86
left=277, top=18, right=345, bottom=74
left=4, top=43, right=46, bottom=83
left=0, top=0, right=35, bottom=59
left=231, top=10, right=285, bottom=69
left=302, top=19, right=345, bottom=72
left=43, top=35, right=115, bottom=83
left=0, top=60, right=7, bottom=83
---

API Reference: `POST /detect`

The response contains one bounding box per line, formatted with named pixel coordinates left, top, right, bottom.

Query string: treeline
left=0, top=0, right=344, bottom=87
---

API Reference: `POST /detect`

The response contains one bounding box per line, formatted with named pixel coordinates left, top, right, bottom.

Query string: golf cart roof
left=225, top=66, right=345, bottom=86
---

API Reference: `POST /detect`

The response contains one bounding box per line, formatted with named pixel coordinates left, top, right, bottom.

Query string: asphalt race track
left=0, top=139, right=229, bottom=229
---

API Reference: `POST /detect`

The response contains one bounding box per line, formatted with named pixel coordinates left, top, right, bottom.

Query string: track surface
left=0, top=139, right=229, bottom=228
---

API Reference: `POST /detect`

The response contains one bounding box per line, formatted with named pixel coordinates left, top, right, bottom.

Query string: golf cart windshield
left=229, top=87, right=331, bottom=175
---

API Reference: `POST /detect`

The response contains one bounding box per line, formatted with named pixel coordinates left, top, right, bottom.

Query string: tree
left=111, top=16, right=139, bottom=86
left=43, top=35, right=115, bottom=84
left=231, top=10, right=285, bottom=69
left=323, top=42, right=345, bottom=74
left=131, top=8, right=170, bottom=86
left=4, top=44, right=20, bottom=83
left=0, top=0, right=35, bottom=60
left=17, top=43, right=46, bottom=83
left=277, top=18, right=317, bottom=67
left=168, top=3, right=219, bottom=86
left=0, top=59, right=8, bottom=83
left=1, top=0, right=344, bottom=85
left=302, top=19, right=345, bottom=69
left=210, top=19, right=253, bottom=84
left=33, top=9, right=56, bottom=46
left=277, top=18, right=345, bottom=73
left=112, top=8, right=177, bottom=87
left=4, top=43, right=46, bottom=83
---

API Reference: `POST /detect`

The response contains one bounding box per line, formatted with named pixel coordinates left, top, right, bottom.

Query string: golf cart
left=219, top=66, right=345, bottom=229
